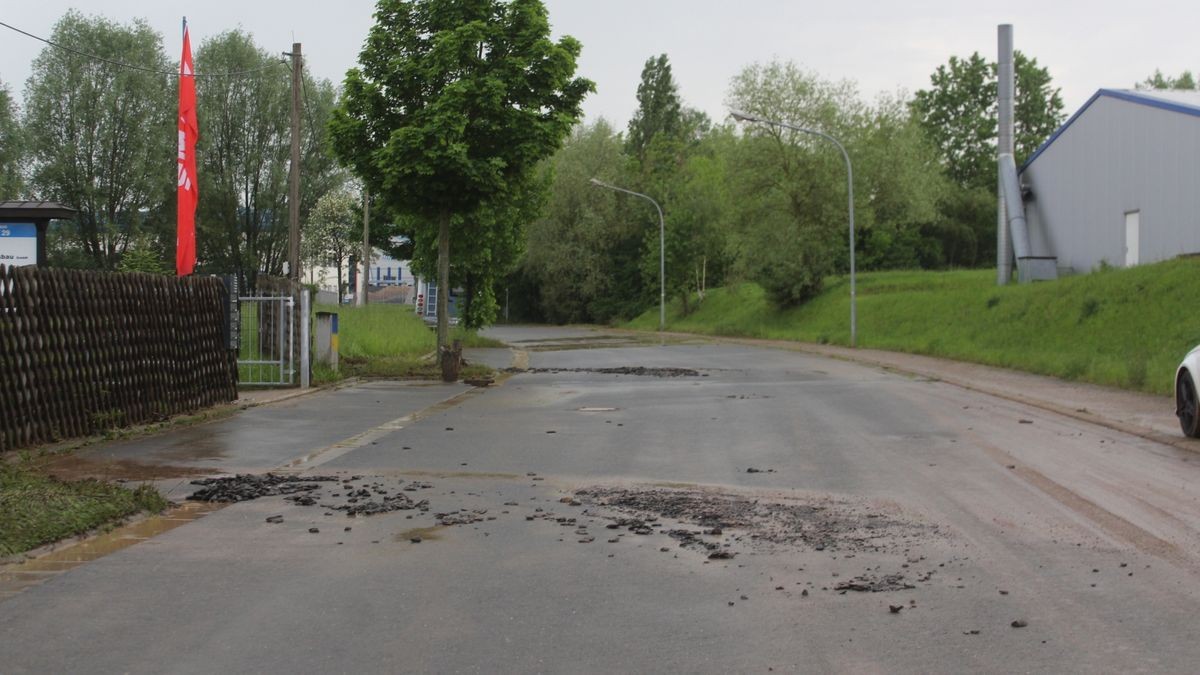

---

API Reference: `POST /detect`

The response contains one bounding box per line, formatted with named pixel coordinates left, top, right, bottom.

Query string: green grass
left=628, top=259, right=1200, bottom=395
left=315, top=303, right=503, bottom=380
left=0, top=463, right=168, bottom=557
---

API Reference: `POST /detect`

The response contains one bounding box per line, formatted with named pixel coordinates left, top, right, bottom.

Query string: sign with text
left=0, top=223, right=37, bottom=267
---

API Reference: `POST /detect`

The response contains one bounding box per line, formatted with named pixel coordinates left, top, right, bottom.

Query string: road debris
left=575, top=486, right=936, bottom=555
left=187, top=474, right=340, bottom=502
left=834, top=574, right=915, bottom=593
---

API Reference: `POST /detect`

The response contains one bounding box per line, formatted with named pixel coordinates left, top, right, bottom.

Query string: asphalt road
left=3, top=326, right=1200, bottom=673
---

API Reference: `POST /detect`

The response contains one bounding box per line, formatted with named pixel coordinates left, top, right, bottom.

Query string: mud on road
left=576, top=486, right=939, bottom=556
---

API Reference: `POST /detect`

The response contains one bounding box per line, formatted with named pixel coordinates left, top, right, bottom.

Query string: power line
left=0, top=19, right=287, bottom=78
left=297, top=64, right=323, bottom=148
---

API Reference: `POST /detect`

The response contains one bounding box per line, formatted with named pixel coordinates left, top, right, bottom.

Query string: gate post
left=300, top=288, right=311, bottom=389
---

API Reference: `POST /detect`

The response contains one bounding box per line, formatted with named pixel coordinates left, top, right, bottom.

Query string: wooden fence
left=0, top=265, right=237, bottom=452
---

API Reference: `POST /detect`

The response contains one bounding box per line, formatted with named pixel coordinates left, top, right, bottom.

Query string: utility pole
left=287, top=43, right=302, bottom=282
left=359, top=188, right=370, bottom=307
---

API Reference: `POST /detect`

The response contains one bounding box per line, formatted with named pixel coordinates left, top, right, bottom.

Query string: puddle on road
left=0, top=501, right=222, bottom=600
left=35, top=456, right=216, bottom=482
left=395, top=525, right=447, bottom=543
left=396, top=469, right=523, bottom=481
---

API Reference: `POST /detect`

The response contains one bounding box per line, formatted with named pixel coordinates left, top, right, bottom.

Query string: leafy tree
left=626, top=54, right=682, bottom=162
left=726, top=61, right=864, bottom=306
left=910, top=54, right=993, bottom=189
left=409, top=175, right=543, bottom=328
left=330, top=0, right=592, bottom=356
left=1140, top=69, right=1197, bottom=90
left=726, top=61, right=949, bottom=305
left=0, top=79, right=23, bottom=199
left=852, top=95, right=947, bottom=270
left=912, top=51, right=1064, bottom=191
left=650, top=139, right=732, bottom=314
left=23, top=11, right=174, bottom=269
left=1012, top=54, right=1064, bottom=166
left=911, top=50, right=1064, bottom=270
left=521, top=119, right=634, bottom=323
left=303, top=188, right=360, bottom=299
left=116, top=239, right=171, bottom=275
left=194, top=30, right=340, bottom=286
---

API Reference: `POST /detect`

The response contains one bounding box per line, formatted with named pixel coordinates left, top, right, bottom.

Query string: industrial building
left=1018, top=88, right=1200, bottom=275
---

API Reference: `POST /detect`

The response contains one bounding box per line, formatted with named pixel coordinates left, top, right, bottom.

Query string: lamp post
left=729, top=110, right=857, bottom=348
left=589, top=178, right=666, bottom=332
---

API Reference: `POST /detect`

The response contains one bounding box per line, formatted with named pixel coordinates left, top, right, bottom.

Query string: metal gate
left=237, top=295, right=295, bottom=386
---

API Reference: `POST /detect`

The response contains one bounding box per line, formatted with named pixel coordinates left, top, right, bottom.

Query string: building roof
left=0, top=201, right=78, bottom=220
left=1021, top=88, right=1200, bottom=171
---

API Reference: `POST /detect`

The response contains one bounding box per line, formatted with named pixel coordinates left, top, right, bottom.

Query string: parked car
left=1176, top=346, right=1200, bottom=436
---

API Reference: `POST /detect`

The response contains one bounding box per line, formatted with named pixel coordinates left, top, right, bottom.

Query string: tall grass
left=326, top=303, right=439, bottom=359
left=628, top=258, right=1200, bottom=395
left=0, top=464, right=168, bottom=557
left=312, top=303, right=502, bottom=380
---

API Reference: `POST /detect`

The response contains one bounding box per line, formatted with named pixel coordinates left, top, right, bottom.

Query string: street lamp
left=589, top=178, right=666, bottom=332
left=729, top=110, right=857, bottom=348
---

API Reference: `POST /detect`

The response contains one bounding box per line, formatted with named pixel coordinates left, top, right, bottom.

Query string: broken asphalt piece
left=1018, top=419, right=1033, bottom=424
left=187, top=474, right=339, bottom=503
left=834, top=574, right=915, bottom=593
left=889, top=605, right=904, bottom=613
left=1011, top=620, right=1028, bottom=628
left=410, top=536, right=422, bottom=543
left=308, top=528, right=320, bottom=534
left=437, top=510, right=488, bottom=526
left=330, top=493, right=430, bottom=517
left=265, top=515, right=283, bottom=524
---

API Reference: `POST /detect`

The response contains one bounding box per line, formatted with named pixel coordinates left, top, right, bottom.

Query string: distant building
left=367, top=250, right=411, bottom=288
left=1021, top=89, right=1200, bottom=274
left=340, top=250, right=417, bottom=304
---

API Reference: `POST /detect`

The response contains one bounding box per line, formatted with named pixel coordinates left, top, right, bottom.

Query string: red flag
left=176, top=19, right=198, bottom=276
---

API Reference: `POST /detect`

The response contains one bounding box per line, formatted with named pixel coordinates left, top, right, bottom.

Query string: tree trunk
left=336, top=259, right=344, bottom=302
left=437, top=210, right=454, bottom=381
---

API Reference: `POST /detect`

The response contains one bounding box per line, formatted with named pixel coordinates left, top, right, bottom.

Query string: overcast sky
left=2, top=0, right=1197, bottom=127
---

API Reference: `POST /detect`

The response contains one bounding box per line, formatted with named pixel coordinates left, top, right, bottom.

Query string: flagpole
left=176, top=16, right=198, bottom=276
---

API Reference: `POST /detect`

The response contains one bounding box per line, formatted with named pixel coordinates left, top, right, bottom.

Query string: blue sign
left=0, top=222, right=37, bottom=267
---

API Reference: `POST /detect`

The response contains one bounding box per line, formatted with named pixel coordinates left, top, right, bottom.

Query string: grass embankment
left=628, top=258, right=1200, bottom=396
left=315, top=303, right=503, bottom=382
left=0, top=463, right=168, bottom=557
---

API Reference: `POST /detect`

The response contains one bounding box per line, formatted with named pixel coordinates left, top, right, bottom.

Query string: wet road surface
left=3, top=326, right=1200, bottom=673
